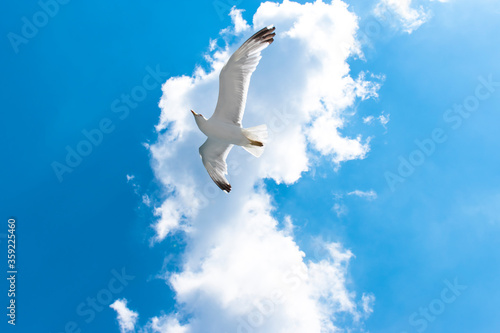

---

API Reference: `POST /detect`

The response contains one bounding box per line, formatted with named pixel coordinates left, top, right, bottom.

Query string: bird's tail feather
left=242, top=124, right=268, bottom=158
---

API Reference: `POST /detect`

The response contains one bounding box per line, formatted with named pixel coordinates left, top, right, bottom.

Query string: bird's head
left=191, top=110, right=207, bottom=125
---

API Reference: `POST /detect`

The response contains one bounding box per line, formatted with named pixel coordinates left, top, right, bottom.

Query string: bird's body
left=191, top=26, right=276, bottom=193
left=195, top=117, right=248, bottom=146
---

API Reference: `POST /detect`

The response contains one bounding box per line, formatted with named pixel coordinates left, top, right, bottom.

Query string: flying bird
left=191, top=26, right=275, bottom=193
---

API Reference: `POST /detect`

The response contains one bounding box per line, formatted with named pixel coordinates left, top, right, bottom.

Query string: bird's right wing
left=199, top=138, right=233, bottom=192
left=211, top=26, right=276, bottom=126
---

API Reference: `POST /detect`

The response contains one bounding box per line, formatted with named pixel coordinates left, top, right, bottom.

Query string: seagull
left=191, top=26, right=275, bottom=193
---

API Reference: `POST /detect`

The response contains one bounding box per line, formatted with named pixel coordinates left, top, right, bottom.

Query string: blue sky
left=2, top=0, right=500, bottom=332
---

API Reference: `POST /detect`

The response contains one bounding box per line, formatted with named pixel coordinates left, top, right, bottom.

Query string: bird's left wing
left=199, top=138, right=234, bottom=193
left=211, top=26, right=276, bottom=126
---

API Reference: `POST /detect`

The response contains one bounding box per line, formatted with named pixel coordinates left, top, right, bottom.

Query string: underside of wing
left=199, top=138, right=233, bottom=192
left=211, top=26, right=276, bottom=126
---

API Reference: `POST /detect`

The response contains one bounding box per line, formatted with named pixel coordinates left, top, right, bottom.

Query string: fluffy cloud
left=166, top=191, right=369, bottom=332
left=229, top=7, right=251, bottom=33
left=151, top=0, right=382, bottom=239
left=136, top=1, right=383, bottom=332
left=110, top=299, right=139, bottom=333
left=140, top=315, right=188, bottom=333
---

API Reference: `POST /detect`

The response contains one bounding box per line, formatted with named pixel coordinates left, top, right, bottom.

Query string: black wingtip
left=248, top=26, right=276, bottom=45
left=216, top=180, right=232, bottom=193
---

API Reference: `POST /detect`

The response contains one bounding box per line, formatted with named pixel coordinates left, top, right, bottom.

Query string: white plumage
left=191, top=26, right=275, bottom=193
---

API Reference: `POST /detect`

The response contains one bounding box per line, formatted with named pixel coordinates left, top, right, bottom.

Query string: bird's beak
left=191, top=110, right=196, bottom=116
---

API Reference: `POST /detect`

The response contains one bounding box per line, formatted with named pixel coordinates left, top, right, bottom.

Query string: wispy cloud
left=379, top=113, right=390, bottom=128
left=363, top=115, right=375, bottom=124
left=333, top=202, right=348, bottom=217
left=347, top=189, right=378, bottom=200
left=361, top=293, right=376, bottom=316
left=372, top=0, right=452, bottom=34
left=374, top=0, right=430, bottom=33
left=363, top=112, right=390, bottom=132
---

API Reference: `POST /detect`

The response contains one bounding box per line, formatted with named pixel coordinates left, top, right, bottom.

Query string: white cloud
left=282, top=215, right=294, bottom=237
left=139, top=191, right=372, bottom=333
left=140, top=1, right=379, bottom=332
left=374, top=0, right=429, bottom=33
left=110, top=299, right=138, bottom=333
left=307, top=114, right=371, bottom=164
left=361, top=293, right=376, bottom=316
left=347, top=189, right=378, bottom=200
left=363, top=112, right=390, bottom=131
left=142, top=194, right=152, bottom=207
left=379, top=113, right=390, bottom=127
left=363, top=115, right=374, bottom=124
left=230, top=7, right=251, bottom=33
left=140, top=315, right=188, bottom=333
